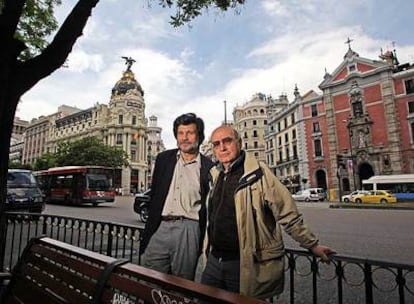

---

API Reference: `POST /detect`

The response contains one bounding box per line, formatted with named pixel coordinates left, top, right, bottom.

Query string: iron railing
left=1, top=212, right=413, bottom=304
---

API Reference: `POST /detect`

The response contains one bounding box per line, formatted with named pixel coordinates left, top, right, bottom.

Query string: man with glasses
left=140, top=113, right=213, bottom=280
left=201, top=125, right=335, bottom=299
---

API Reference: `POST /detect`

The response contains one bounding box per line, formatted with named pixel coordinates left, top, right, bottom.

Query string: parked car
left=307, top=187, right=327, bottom=201
left=6, top=169, right=45, bottom=213
left=351, top=190, right=397, bottom=204
left=133, top=188, right=151, bottom=222
left=341, top=190, right=370, bottom=203
left=292, top=189, right=320, bottom=202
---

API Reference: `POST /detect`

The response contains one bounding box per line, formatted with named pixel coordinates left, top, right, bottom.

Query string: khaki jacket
left=204, top=153, right=318, bottom=299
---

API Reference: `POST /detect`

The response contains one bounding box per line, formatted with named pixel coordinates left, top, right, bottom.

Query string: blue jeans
left=201, top=253, right=240, bottom=293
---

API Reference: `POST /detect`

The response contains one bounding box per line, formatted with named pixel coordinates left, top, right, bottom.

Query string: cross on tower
left=345, top=37, right=353, bottom=50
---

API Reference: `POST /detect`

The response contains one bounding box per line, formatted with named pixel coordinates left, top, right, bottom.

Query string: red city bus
left=34, top=166, right=116, bottom=206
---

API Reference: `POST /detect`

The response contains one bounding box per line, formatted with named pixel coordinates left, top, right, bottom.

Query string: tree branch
left=0, top=0, right=26, bottom=42
left=15, top=0, right=100, bottom=95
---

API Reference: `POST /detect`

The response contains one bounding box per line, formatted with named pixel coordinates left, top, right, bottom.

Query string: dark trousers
left=200, top=253, right=240, bottom=293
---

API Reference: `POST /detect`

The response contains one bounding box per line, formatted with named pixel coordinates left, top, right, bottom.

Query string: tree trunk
left=0, top=1, right=101, bottom=265
left=0, top=0, right=100, bottom=215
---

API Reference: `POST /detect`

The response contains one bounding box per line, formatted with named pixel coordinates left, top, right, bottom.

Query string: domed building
left=24, top=60, right=164, bottom=194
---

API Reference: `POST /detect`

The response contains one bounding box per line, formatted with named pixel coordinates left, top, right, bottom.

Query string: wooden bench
left=1, top=237, right=265, bottom=303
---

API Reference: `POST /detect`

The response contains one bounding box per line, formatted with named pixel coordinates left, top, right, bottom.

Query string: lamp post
left=224, top=100, right=227, bottom=125
left=343, top=120, right=357, bottom=191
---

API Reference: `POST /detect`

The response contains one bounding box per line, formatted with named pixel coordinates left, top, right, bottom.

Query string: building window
left=244, top=142, right=248, bottom=149
left=131, top=134, right=137, bottom=145
left=408, top=101, right=414, bottom=114
left=118, top=115, right=123, bottom=124
left=284, top=133, right=288, bottom=143
left=253, top=130, right=258, bottom=137
left=278, top=136, right=282, bottom=146
left=291, top=113, right=295, bottom=124
left=411, top=122, right=414, bottom=143
left=311, top=104, right=318, bottom=117
left=277, top=122, right=281, bottom=132
left=293, top=145, right=298, bottom=159
left=264, top=120, right=267, bottom=125
left=131, top=150, right=136, bottom=161
left=116, top=134, right=123, bottom=144
left=284, top=118, right=288, bottom=128
left=254, top=152, right=259, bottom=158
left=410, top=122, right=414, bottom=142
left=313, top=122, right=320, bottom=133
left=253, top=120, right=257, bottom=126
left=254, top=141, right=258, bottom=148
left=348, top=64, right=356, bottom=73
left=244, top=132, right=248, bottom=139
left=132, top=115, right=137, bottom=125
left=314, top=139, right=322, bottom=157
left=405, top=79, right=414, bottom=94
left=292, top=129, right=296, bottom=139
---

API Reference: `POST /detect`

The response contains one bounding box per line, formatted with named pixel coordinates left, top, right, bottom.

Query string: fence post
left=336, top=260, right=343, bottom=304
left=106, top=223, right=114, bottom=257
left=0, top=214, right=7, bottom=270
left=396, top=268, right=405, bottom=304
left=364, top=262, right=373, bottom=304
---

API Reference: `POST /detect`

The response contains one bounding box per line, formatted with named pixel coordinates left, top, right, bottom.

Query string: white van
left=307, top=188, right=327, bottom=201
left=292, top=189, right=320, bottom=202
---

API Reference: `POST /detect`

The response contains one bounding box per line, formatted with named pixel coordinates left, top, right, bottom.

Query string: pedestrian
left=200, top=125, right=335, bottom=299
left=140, top=113, right=214, bottom=280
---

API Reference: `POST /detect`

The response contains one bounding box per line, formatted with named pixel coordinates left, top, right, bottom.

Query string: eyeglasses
left=211, top=137, right=235, bottom=149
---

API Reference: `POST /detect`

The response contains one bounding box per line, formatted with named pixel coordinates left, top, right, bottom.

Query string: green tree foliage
left=8, top=160, right=32, bottom=170
left=33, top=152, right=57, bottom=170
left=0, top=0, right=245, bottom=214
left=0, top=0, right=61, bottom=60
left=54, top=137, right=128, bottom=168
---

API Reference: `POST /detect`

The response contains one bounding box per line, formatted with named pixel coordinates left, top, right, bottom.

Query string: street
left=44, top=196, right=414, bottom=265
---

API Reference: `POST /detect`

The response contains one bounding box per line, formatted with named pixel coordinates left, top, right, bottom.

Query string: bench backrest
left=2, top=237, right=119, bottom=304
left=101, top=263, right=262, bottom=304
left=2, top=237, right=265, bottom=304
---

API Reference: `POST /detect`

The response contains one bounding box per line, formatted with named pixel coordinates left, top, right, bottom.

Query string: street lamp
left=343, top=120, right=357, bottom=191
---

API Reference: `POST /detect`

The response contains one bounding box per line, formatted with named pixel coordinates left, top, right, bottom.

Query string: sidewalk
left=329, top=201, right=414, bottom=210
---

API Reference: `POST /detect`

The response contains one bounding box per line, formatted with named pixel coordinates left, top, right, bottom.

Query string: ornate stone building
left=22, top=105, right=81, bottom=164
left=9, top=117, right=29, bottom=162
left=22, top=63, right=164, bottom=194
left=233, top=93, right=269, bottom=162
left=146, top=115, right=165, bottom=188
left=319, top=44, right=414, bottom=197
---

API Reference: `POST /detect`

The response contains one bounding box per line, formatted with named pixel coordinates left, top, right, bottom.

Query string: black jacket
left=139, top=149, right=213, bottom=255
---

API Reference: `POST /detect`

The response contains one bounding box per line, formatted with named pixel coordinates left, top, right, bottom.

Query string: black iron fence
left=1, top=212, right=413, bottom=304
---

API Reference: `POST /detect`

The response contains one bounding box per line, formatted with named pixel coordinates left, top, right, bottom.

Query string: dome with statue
left=111, top=69, right=144, bottom=97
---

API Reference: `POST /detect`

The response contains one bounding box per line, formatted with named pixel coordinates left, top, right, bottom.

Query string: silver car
left=292, top=189, right=320, bottom=202
left=341, top=190, right=370, bottom=203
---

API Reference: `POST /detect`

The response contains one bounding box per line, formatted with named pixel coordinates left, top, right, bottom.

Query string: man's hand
left=310, top=244, right=336, bottom=263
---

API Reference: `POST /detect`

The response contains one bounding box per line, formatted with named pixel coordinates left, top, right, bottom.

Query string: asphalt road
left=44, top=196, right=414, bottom=265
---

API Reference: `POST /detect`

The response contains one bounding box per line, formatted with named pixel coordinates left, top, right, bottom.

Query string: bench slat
left=24, top=249, right=99, bottom=295
left=7, top=275, right=69, bottom=304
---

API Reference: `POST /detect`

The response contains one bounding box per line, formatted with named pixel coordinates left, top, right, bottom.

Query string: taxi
left=351, top=190, right=397, bottom=204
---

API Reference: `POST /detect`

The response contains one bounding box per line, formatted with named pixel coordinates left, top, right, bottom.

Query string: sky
left=17, top=0, right=414, bottom=149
